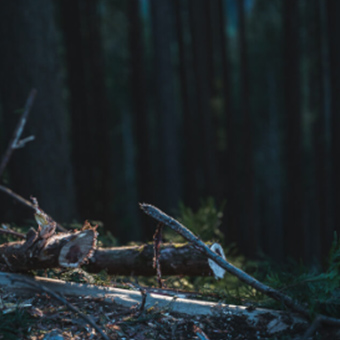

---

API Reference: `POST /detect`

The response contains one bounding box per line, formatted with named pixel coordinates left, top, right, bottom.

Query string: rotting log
left=87, top=242, right=226, bottom=277
left=0, top=272, right=308, bottom=336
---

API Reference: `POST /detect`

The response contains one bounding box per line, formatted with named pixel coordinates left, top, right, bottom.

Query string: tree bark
left=283, top=0, right=304, bottom=260
left=0, top=229, right=97, bottom=272
left=326, top=0, right=340, bottom=244
left=87, top=243, right=225, bottom=277
left=0, top=0, right=76, bottom=222
left=237, top=0, right=256, bottom=256
left=128, top=0, right=153, bottom=240
left=150, top=0, right=181, bottom=210
left=59, top=0, right=112, bottom=225
left=188, top=0, right=218, bottom=199
left=0, top=236, right=225, bottom=277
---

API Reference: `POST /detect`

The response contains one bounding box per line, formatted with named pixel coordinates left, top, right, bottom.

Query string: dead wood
left=0, top=90, right=66, bottom=233
left=0, top=89, right=36, bottom=177
left=87, top=242, right=225, bottom=277
left=0, top=272, right=307, bottom=336
left=0, top=232, right=225, bottom=277
left=0, top=228, right=97, bottom=272
left=140, top=203, right=340, bottom=327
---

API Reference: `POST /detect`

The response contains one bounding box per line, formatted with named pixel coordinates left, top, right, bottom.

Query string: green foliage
left=263, top=233, right=340, bottom=317
left=0, top=308, right=34, bottom=339
left=164, top=198, right=225, bottom=243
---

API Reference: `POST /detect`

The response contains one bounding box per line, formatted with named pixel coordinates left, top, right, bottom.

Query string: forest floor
left=2, top=288, right=340, bottom=340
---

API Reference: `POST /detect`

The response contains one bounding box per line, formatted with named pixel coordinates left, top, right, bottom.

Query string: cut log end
left=208, top=243, right=226, bottom=279
left=58, top=229, right=97, bottom=268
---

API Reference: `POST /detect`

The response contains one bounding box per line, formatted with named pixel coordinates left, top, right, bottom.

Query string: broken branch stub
left=0, top=228, right=97, bottom=272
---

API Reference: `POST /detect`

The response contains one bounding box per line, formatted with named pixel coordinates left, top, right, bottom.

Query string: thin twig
left=0, top=89, right=37, bottom=178
left=153, top=223, right=163, bottom=288
left=0, top=185, right=67, bottom=232
left=0, top=184, right=35, bottom=209
left=302, top=316, right=322, bottom=340
left=140, top=203, right=340, bottom=327
left=13, top=276, right=111, bottom=340
left=0, top=225, right=25, bottom=239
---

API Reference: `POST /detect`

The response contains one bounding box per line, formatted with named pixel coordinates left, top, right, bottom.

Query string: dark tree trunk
left=214, top=0, right=238, bottom=245
left=128, top=0, right=153, bottom=240
left=326, top=0, right=340, bottom=247
left=283, top=0, right=304, bottom=260
left=237, top=0, right=256, bottom=256
left=0, top=0, right=76, bottom=222
left=150, top=0, right=181, bottom=210
left=188, top=0, right=218, bottom=200
left=308, top=0, right=332, bottom=260
left=59, top=0, right=111, bottom=225
left=174, top=0, right=198, bottom=205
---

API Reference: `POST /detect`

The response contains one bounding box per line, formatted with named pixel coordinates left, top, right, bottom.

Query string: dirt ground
left=1, top=292, right=340, bottom=340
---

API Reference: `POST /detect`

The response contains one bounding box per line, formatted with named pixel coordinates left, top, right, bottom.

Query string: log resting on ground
left=0, top=272, right=308, bottom=336
left=0, top=229, right=97, bottom=271
left=87, top=242, right=226, bottom=277
left=0, top=228, right=226, bottom=277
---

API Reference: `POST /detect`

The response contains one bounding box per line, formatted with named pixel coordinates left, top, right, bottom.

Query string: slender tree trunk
left=59, top=0, right=112, bottom=225
left=150, top=0, right=181, bottom=210
left=326, top=0, right=340, bottom=245
left=308, top=0, right=332, bottom=260
left=215, top=0, right=238, bottom=244
left=0, top=0, right=76, bottom=222
left=174, top=0, right=198, bottom=205
left=128, top=0, right=152, bottom=239
left=188, top=0, right=218, bottom=199
left=237, top=0, right=256, bottom=256
left=283, top=0, right=304, bottom=260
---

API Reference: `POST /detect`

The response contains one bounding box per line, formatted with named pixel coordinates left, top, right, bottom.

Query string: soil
left=1, top=293, right=340, bottom=340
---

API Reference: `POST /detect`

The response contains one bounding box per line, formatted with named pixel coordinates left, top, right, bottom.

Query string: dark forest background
left=0, top=0, right=339, bottom=264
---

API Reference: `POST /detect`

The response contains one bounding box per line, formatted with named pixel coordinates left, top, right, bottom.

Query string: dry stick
left=0, top=89, right=37, bottom=178
left=302, top=316, right=322, bottom=340
left=140, top=203, right=340, bottom=327
left=0, top=185, right=67, bottom=232
left=13, top=276, right=111, bottom=340
left=0, top=185, right=34, bottom=209
left=153, top=223, right=163, bottom=288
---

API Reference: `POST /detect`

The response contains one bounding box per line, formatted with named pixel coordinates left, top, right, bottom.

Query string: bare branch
left=0, top=89, right=37, bottom=178
left=0, top=185, right=67, bottom=232
left=14, top=135, right=35, bottom=149
left=140, top=203, right=340, bottom=327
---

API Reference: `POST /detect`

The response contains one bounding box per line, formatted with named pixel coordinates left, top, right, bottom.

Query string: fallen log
left=0, top=272, right=307, bottom=336
left=87, top=242, right=226, bottom=277
left=0, top=231, right=226, bottom=277
left=0, top=228, right=97, bottom=272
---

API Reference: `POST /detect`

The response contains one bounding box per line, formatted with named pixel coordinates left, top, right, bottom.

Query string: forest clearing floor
left=1, top=289, right=340, bottom=340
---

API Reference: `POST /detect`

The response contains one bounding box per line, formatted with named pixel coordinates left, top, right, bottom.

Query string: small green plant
left=263, top=232, right=340, bottom=316
left=164, top=198, right=225, bottom=243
